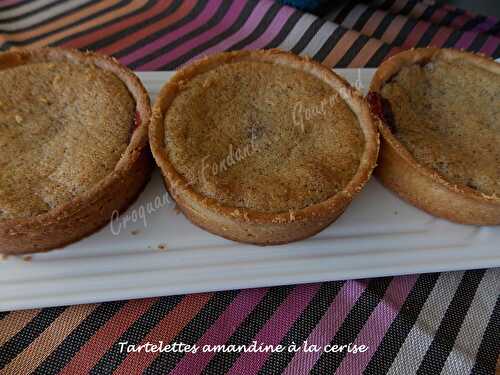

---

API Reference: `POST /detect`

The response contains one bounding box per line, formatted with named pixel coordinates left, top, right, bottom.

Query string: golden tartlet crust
left=369, top=48, right=500, bottom=225
left=150, top=49, right=380, bottom=245
left=0, top=47, right=153, bottom=254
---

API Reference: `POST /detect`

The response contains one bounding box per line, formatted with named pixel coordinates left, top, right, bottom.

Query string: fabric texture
left=0, top=0, right=499, bottom=374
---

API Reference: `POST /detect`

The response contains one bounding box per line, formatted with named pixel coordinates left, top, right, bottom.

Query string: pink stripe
left=450, top=14, right=470, bottom=29
left=335, top=275, right=419, bottom=375
left=430, top=8, right=447, bottom=24
left=188, top=0, right=273, bottom=60
left=283, top=281, right=366, bottom=375
left=0, top=0, right=23, bottom=6
left=227, top=284, right=321, bottom=375
left=242, top=5, right=295, bottom=51
left=169, top=288, right=268, bottom=375
left=454, top=31, right=476, bottom=49
left=480, top=35, right=500, bottom=56
left=138, top=0, right=247, bottom=70
left=120, top=0, right=222, bottom=66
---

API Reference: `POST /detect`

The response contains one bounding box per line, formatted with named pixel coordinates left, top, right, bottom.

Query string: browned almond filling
left=164, top=60, right=364, bottom=212
left=380, top=58, right=500, bottom=196
left=0, top=61, right=135, bottom=219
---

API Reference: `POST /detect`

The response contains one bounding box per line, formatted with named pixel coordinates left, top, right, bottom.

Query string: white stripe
left=0, top=0, right=93, bottom=30
left=387, top=272, right=465, bottom=375
left=342, top=4, right=367, bottom=29
left=300, top=22, right=338, bottom=59
left=441, top=269, right=500, bottom=374
left=0, top=0, right=53, bottom=20
left=277, top=13, right=316, bottom=51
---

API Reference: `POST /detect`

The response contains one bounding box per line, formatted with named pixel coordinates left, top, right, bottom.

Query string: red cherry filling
left=134, top=110, right=141, bottom=130
left=366, top=91, right=397, bottom=134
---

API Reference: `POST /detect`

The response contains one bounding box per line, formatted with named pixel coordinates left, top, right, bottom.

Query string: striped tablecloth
left=1, top=0, right=499, bottom=374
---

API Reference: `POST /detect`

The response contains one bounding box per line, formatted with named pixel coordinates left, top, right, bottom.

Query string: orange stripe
left=114, top=293, right=213, bottom=375
left=348, top=38, right=383, bottom=67
left=61, top=0, right=173, bottom=48
left=99, top=0, right=196, bottom=56
left=322, top=30, right=359, bottom=67
left=360, top=9, right=385, bottom=37
left=2, top=305, right=96, bottom=375
left=60, top=298, right=157, bottom=375
left=8, top=0, right=122, bottom=42
left=381, top=14, right=407, bottom=44
left=29, top=0, right=148, bottom=48
left=0, top=309, right=40, bottom=346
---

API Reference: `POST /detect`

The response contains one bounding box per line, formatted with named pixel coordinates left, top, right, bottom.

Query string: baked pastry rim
left=0, top=47, right=152, bottom=253
left=369, top=47, right=500, bottom=224
left=150, top=49, right=379, bottom=242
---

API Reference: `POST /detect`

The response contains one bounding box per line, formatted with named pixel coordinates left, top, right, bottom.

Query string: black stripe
left=467, top=32, right=489, bottom=53
left=417, top=270, right=486, bottom=375
left=202, top=286, right=295, bottom=375
left=311, top=277, right=393, bottom=374
left=364, top=273, right=441, bottom=375
left=353, top=6, right=378, bottom=32
left=0, top=0, right=106, bottom=35
left=90, top=296, right=184, bottom=374
left=398, top=0, right=417, bottom=16
left=336, top=34, right=370, bottom=68
left=438, top=7, right=464, bottom=28
left=0, top=0, right=33, bottom=12
left=442, top=29, right=463, bottom=48
left=392, top=17, right=417, bottom=46
left=55, top=0, right=160, bottom=50
left=144, top=290, right=240, bottom=375
left=462, top=16, right=486, bottom=31
left=0, top=0, right=68, bottom=24
left=3, top=0, right=130, bottom=48
left=416, top=23, right=439, bottom=48
left=333, top=0, right=359, bottom=24
left=290, top=18, right=325, bottom=55
left=489, top=22, right=500, bottom=36
left=258, top=282, right=345, bottom=375
left=313, top=26, right=347, bottom=63
left=0, top=306, right=66, bottom=369
left=112, top=0, right=204, bottom=60
left=470, top=293, right=500, bottom=375
left=159, top=0, right=258, bottom=70
left=493, top=44, right=500, bottom=59
left=419, top=3, right=438, bottom=22
left=228, top=2, right=282, bottom=51
left=33, top=301, right=127, bottom=375
left=84, top=0, right=179, bottom=51
left=366, top=43, right=392, bottom=67
left=127, top=0, right=229, bottom=69
left=372, top=11, right=395, bottom=40
left=265, top=9, right=302, bottom=49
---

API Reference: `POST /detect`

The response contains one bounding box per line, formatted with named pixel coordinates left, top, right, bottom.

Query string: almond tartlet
left=369, top=48, right=500, bottom=225
left=150, top=49, right=379, bottom=245
left=0, top=48, right=152, bottom=254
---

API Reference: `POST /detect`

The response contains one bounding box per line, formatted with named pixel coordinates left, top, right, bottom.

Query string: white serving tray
left=1, top=68, right=499, bottom=312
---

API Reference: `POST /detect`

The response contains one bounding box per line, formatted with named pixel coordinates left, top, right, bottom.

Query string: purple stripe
left=138, top=0, right=247, bottom=70
left=120, top=0, right=221, bottom=66
left=335, top=275, right=419, bottom=375
left=471, top=16, right=498, bottom=33
left=169, top=288, right=268, bottom=375
left=480, top=35, right=500, bottom=56
left=454, top=31, right=476, bottom=49
left=187, top=0, right=273, bottom=60
left=282, top=281, right=366, bottom=375
left=227, top=284, right=321, bottom=375
left=242, top=4, right=295, bottom=50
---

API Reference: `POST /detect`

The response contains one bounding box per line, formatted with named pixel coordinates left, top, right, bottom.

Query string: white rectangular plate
left=1, top=69, right=499, bottom=312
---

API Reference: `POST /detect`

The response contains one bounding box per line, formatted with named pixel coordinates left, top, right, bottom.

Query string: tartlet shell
left=369, top=47, right=500, bottom=225
left=150, top=49, right=380, bottom=245
left=0, top=47, right=153, bottom=254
